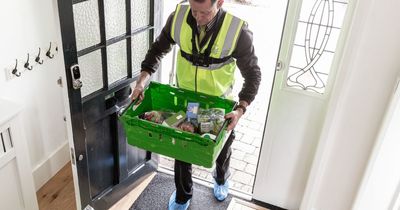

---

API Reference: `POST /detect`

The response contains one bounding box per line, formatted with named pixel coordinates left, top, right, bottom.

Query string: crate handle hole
left=159, top=134, right=162, bottom=141
left=148, top=132, right=152, bottom=137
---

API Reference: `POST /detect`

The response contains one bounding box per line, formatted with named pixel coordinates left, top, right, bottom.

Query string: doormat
left=130, top=172, right=233, bottom=210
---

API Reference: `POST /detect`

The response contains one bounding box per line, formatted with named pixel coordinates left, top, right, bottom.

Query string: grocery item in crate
left=201, top=133, right=217, bottom=140
left=162, top=110, right=186, bottom=127
left=139, top=111, right=169, bottom=124
left=198, top=108, right=225, bottom=135
left=177, top=121, right=196, bottom=133
left=186, top=102, right=199, bottom=121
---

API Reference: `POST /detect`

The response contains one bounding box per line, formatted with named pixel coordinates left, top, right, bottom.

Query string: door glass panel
left=104, top=0, right=126, bottom=39
left=132, top=31, right=150, bottom=76
left=108, top=40, right=128, bottom=85
left=131, top=0, right=151, bottom=31
left=73, top=0, right=101, bottom=51
left=287, top=0, right=349, bottom=94
left=78, top=50, right=103, bottom=97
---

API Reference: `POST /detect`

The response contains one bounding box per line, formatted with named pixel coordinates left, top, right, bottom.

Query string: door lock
left=70, top=64, right=82, bottom=89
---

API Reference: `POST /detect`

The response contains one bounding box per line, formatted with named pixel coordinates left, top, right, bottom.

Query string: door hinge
left=276, top=60, right=284, bottom=71
left=70, top=147, right=76, bottom=165
left=57, top=77, right=63, bottom=87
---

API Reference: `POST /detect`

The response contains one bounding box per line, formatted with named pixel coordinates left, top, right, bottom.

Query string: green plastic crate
left=119, top=82, right=236, bottom=168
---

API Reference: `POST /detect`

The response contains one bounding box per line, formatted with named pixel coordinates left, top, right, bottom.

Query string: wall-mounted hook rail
left=12, top=59, right=21, bottom=77
left=24, top=53, right=33, bottom=70
left=35, top=48, right=44, bottom=64
left=46, top=42, right=55, bottom=59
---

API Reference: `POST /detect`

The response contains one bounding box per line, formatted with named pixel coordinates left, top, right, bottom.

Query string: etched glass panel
left=132, top=31, right=150, bottom=76
left=78, top=50, right=103, bottom=97
left=73, top=0, right=101, bottom=51
left=131, top=0, right=151, bottom=31
left=104, top=0, right=126, bottom=39
left=108, top=40, right=127, bottom=85
left=287, top=0, right=349, bottom=94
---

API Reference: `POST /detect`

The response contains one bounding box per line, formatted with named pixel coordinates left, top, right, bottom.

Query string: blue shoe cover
left=168, top=191, right=191, bottom=210
left=213, top=181, right=229, bottom=201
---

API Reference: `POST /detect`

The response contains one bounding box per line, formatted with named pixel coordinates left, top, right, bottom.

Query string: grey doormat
left=130, top=172, right=233, bottom=210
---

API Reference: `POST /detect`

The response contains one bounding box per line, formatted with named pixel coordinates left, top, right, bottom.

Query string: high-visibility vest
left=171, top=4, right=244, bottom=97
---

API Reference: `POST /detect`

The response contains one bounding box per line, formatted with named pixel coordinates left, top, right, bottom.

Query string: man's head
left=189, top=0, right=224, bottom=26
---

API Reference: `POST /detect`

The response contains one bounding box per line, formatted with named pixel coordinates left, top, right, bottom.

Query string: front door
left=57, top=0, right=162, bottom=209
left=253, top=0, right=351, bottom=209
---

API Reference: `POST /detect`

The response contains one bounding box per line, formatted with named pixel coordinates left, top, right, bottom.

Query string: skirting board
left=32, top=141, right=70, bottom=191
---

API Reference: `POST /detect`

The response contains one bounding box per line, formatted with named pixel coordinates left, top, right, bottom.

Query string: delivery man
left=131, top=0, right=261, bottom=209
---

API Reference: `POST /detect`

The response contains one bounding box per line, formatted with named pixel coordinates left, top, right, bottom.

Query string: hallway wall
left=0, top=0, right=69, bottom=190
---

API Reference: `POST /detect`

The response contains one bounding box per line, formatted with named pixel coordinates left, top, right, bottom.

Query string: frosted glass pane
left=108, top=40, right=127, bottom=85
left=104, top=0, right=126, bottom=39
left=78, top=50, right=103, bottom=97
left=131, top=0, right=151, bottom=30
left=132, top=31, right=150, bottom=76
left=73, top=0, right=101, bottom=51
left=287, top=0, right=348, bottom=94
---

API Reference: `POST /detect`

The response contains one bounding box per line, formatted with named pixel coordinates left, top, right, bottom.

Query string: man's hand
left=131, top=85, right=144, bottom=104
left=130, top=71, right=150, bottom=104
left=225, top=109, right=244, bottom=131
left=225, top=101, right=248, bottom=131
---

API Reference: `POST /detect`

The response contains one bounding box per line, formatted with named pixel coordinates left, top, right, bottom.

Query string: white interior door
left=253, top=0, right=351, bottom=209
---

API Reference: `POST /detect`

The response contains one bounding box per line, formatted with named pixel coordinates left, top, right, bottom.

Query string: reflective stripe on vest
left=171, top=4, right=244, bottom=97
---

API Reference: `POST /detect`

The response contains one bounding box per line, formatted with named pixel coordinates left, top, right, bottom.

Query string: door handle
left=70, top=64, right=82, bottom=89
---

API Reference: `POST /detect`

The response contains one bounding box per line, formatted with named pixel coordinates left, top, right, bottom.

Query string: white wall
left=352, top=78, right=400, bottom=210
left=0, top=0, right=69, bottom=190
left=301, top=0, right=400, bottom=209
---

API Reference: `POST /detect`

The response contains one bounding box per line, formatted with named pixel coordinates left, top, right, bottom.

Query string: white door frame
left=253, top=0, right=357, bottom=208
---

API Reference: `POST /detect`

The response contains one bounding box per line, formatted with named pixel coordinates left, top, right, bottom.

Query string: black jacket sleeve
left=232, top=23, right=261, bottom=105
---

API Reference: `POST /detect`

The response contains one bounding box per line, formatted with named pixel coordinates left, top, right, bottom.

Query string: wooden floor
left=36, top=163, right=76, bottom=210
left=36, top=162, right=155, bottom=210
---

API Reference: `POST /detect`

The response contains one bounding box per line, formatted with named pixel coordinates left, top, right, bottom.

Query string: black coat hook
left=46, top=42, right=55, bottom=59
left=12, top=59, right=21, bottom=77
left=35, top=48, right=44, bottom=64
left=24, top=53, right=33, bottom=70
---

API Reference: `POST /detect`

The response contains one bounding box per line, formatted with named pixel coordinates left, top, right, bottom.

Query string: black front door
left=57, top=0, right=162, bottom=209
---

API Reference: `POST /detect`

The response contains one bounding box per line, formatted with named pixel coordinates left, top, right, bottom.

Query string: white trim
left=0, top=149, right=16, bottom=169
left=59, top=57, right=82, bottom=210
left=391, top=182, right=400, bottom=210
left=32, top=141, right=70, bottom=191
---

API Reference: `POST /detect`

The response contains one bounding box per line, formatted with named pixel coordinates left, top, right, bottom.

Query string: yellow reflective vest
left=171, top=4, right=244, bottom=97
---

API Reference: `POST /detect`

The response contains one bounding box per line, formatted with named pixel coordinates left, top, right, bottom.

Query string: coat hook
left=46, top=42, right=55, bottom=59
left=24, top=53, right=33, bottom=70
left=35, top=48, right=44, bottom=64
left=12, top=59, right=21, bottom=77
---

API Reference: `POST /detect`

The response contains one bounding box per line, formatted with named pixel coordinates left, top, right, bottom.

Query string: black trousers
left=174, top=131, right=235, bottom=204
